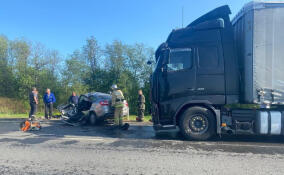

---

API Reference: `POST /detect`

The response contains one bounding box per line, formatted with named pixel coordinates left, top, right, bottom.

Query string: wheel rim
left=188, top=114, right=208, bottom=134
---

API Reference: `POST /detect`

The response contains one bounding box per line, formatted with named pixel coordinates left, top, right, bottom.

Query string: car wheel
left=179, top=106, right=216, bottom=141
left=89, top=113, right=97, bottom=126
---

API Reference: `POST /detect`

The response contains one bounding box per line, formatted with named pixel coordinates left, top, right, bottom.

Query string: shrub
left=0, top=97, right=29, bottom=114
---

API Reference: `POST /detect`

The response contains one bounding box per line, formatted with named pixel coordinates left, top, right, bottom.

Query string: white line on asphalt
left=0, top=134, right=106, bottom=142
left=0, top=133, right=33, bottom=137
left=189, top=142, right=284, bottom=149
left=60, top=136, right=105, bottom=141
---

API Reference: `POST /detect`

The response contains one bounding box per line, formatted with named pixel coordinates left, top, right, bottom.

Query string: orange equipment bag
left=20, top=119, right=41, bottom=132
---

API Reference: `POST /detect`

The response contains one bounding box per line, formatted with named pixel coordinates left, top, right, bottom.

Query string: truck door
left=196, top=40, right=225, bottom=104
left=158, top=48, right=196, bottom=119
left=166, top=48, right=196, bottom=98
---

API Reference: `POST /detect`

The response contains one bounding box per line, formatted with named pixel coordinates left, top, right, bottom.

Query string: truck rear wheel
left=179, top=106, right=216, bottom=140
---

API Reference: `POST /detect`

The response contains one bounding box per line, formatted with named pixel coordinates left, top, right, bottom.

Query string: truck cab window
left=167, top=49, right=192, bottom=71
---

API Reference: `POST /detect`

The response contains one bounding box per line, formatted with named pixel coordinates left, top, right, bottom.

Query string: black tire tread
left=179, top=106, right=216, bottom=141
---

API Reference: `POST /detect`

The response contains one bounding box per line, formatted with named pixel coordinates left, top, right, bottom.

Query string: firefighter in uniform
left=136, top=89, right=145, bottom=122
left=111, top=85, right=129, bottom=130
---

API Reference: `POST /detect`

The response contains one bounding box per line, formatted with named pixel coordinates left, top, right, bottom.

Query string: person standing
left=136, top=89, right=145, bottom=122
left=43, top=88, right=56, bottom=119
left=68, top=91, right=79, bottom=105
left=29, top=87, right=38, bottom=119
left=111, top=85, right=129, bottom=130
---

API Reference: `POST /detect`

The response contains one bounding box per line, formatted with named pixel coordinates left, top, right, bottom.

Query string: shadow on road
left=1, top=118, right=284, bottom=154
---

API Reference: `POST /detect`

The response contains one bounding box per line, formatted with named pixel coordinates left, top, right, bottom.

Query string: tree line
left=0, top=35, right=154, bottom=114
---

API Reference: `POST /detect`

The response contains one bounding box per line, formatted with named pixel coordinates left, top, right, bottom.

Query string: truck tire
left=89, top=113, right=97, bottom=126
left=179, top=106, right=216, bottom=140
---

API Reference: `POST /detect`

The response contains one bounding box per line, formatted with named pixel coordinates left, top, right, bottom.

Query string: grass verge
left=0, top=113, right=28, bottom=118
left=125, top=115, right=152, bottom=122
left=0, top=112, right=59, bottom=119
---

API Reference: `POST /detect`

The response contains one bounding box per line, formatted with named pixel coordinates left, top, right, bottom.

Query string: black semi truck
left=150, top=2, right=284, bottom=140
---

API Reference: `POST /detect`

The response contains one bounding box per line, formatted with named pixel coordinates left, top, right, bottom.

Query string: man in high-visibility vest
left=111, top=84, right=129, bottom=130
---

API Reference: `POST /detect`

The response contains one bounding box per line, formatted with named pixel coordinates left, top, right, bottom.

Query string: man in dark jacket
left=136, top=89, right=145, bottom=122
left=43, top=88, right=56, bottom=119
left=29, top=87, right=38, bottom=119
left=68, top=91, right=79, bottom=105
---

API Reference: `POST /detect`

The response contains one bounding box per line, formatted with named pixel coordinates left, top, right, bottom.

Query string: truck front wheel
left=179, top=106, right=216, bottom=140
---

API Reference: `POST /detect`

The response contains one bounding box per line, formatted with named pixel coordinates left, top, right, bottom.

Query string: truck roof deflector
left=188, top=5, right=231, bottom=27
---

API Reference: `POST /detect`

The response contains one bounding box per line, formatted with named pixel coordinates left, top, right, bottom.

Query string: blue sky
left=0, top=0, right=251, bottom=57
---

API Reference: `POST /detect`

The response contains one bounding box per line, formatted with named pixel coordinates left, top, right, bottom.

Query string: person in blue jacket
left=43, top=88, right=56, bottom=119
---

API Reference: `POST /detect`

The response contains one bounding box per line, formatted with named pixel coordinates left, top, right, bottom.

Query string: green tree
left=0, top=36, right=16, bottom=98
left=9, top=39, right=32, bottom=99
left=104, top=40, right=126, bottom=84
left=63, top=50, right=88, bottom=96
left=81, top=36, right=103, bottom=91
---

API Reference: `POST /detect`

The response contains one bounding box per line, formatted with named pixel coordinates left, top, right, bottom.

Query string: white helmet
left=111, top=84, right=118, bottom=90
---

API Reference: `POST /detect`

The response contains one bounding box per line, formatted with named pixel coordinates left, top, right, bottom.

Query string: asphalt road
left=1, top=119, right=284, bottom=175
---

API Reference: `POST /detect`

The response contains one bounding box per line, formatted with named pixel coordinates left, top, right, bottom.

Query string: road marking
left=188, top=141, right=284, bottom=149
left=0, top=133, right=33, bottom=137
left=0, top=133, right=106, bottom=142
left=60, top=136, right=105, bottom=141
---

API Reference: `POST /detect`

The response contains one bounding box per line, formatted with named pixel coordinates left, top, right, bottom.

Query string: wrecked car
left=58, top=92, right=129, bottom=126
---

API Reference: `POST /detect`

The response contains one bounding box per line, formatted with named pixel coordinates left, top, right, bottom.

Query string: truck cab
left=151, top=4, right=284, bottom=140
left=151, top=6, right=239, bottom=139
